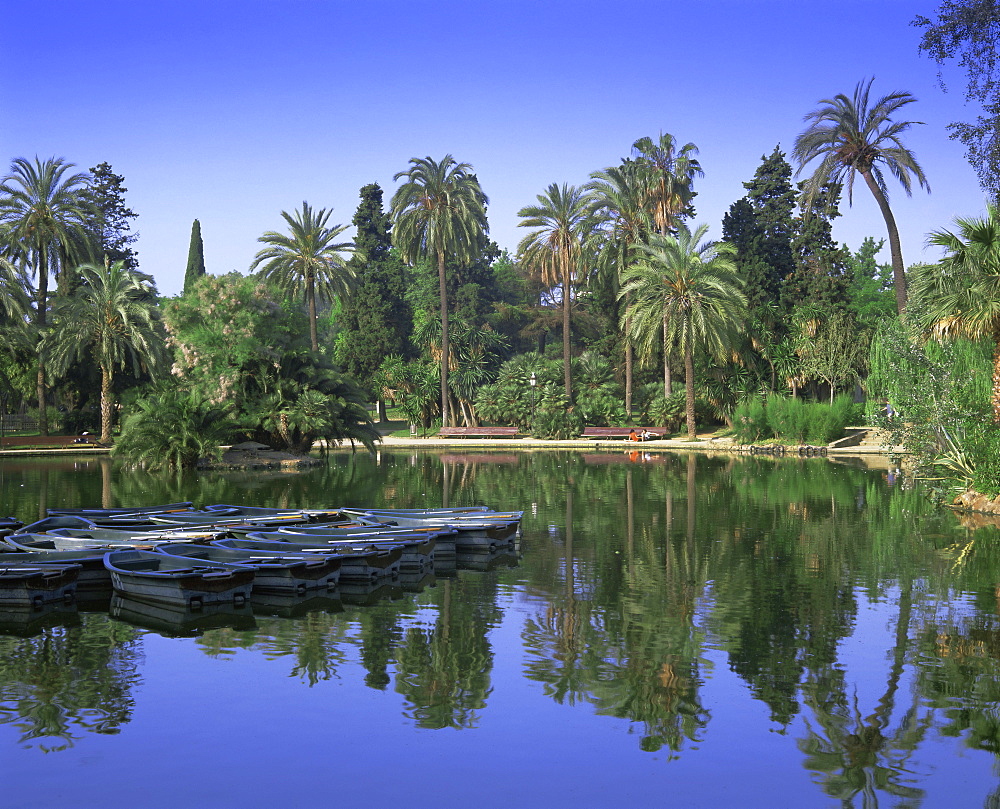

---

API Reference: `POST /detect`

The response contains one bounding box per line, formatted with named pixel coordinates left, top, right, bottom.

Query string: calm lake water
left=1, top=449, right=998, bottom=808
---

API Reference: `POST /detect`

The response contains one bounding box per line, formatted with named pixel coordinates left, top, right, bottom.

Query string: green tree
left=82, top=162, right=138, bottom=272
left=846, top=236, right=896, bottom=328
left=784, top=182, right=852, bottom=315
left=910, top=204, right=1000, bottom=421
left=621, top=224, right=747, bottom=439
left=631, top=133, right=703, bottom=395
left=724, top=146, right=797, bottom=318
left=915, top=1, right=1000, bottom=200
left=390, top=155, right=489, bottom=427
left=587, top=160, right=653, bottom=415
left=183, top=218, right=205, bottom=295
left=0, top=156, right=91, bottom=435
left=250, top=202, right=354, bottom=355
left=517, top=183, right=591, bottom=399
left=45, top=260, right=164, bottom=442
left=631, top=133, right=701, bottom=236
left=794, top=78, right=930, bottom=314
left=335, top=183, right=413, bottom=417
left=795, top=312, right=868, bottom=403
left=163, top=272, right=377, bottom=452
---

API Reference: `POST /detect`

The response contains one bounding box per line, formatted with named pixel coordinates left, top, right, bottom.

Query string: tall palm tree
left=45, top=260, right=164, bottom=443
left=632, top=134, right=703, bottom=395
left=0, top=157, right=91, bottom=434
left=621, top=224, right=747, bottom=439
left=390, top=156, right=489, bottom=428
left=250, top=201, right=354, bottom=354
left=632, top=133, right=702, bottom=237
left=518, top=183, right=591, bottom=399
left=794, top=78, right=930, bottom=314
left=910, top=204, right=1000, bottom=422
left=587, top=162, right=653, bottom=416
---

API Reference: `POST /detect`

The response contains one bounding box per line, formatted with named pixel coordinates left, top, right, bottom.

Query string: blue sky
left=1, top=0, right=987, bottom=296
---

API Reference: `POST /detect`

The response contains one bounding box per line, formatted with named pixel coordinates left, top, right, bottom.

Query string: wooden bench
left=436, top=426, right=522, bottom=439
left=581, top=427, right=661, bottom=440
left=0, top=435, right=99, bottom=449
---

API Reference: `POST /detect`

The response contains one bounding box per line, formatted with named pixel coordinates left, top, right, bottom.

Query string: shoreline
left=0, top=432, right=904, bottom=464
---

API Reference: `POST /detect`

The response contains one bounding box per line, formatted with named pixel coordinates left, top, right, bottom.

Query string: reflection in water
left=0, top=614, right=141, bottom=750
left=4, top=451, right=1000, bottom=803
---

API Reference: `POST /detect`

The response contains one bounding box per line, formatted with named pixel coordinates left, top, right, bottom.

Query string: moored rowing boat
left=104, top=549, right=254, bottom=608
left=153, top=543, right=342, bottom=596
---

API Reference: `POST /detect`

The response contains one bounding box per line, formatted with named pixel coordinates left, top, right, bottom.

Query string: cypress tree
left=783, top=182, right=851, bottom=313
left=83, top=162, right=139, bottom=271
left=183, top=219, right=206, bottom=294
left=723, top=147, right=796, bottom=320
left=335, top=184, right=413, bottom=415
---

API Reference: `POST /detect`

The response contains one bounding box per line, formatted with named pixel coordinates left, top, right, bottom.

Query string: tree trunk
left=625, top=340, right=633, bottom=419
left=563, top=262, right=572, bottom=400
left=438, top=251, right=451, bottom=427
left=861, top=168, right=907, bottom=314
left=307, top=276, right=319, bottom=354
left=35, top=246, right=48, bottom=436
left=993, top=336, right=1000, bottom=424
left=377, top=399, right=387, bottom=423
left=100, top=365, right=113, bottom=443
left=685, top=343, right=696, bottom=440
left=624, top=292, right=633, bottom=417
left=663, top=315, right=673, bottom=397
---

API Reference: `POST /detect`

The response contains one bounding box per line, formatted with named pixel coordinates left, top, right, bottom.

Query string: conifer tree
left=336, top=183, right=413, bottom=416
left=183, top=219, right=205, bottom=294
left=723, top=147, right=796, bottom=319
left=784, top=182, right=851, bottom=314
left=82, top=162, right=139, bottom=272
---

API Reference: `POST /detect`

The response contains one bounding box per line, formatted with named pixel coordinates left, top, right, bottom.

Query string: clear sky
left=1, top=0, right=988, bottom=297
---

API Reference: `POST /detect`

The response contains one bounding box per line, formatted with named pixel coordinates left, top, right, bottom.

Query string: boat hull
left=104, top=550, right=254, bottom=609
left=154, top=544, right=342, bottom=596
left=0, top=563, right=79, bottom=608
left=215, top=538, right=402, bottom=584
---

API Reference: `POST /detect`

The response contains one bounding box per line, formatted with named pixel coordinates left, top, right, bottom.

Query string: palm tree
left=621, top=224, right=747, bottom=439
left=0, top=157, right=91, bottom=434
left=390, top=156, right=489, bottom=428
left=632, top=134, right=702, bottom=237
left=910, top=204, right=1000, bottom=422
left=250, top=201, right=354, bottom=354
left=518, top=183, right=591, bottom=399
left=45, top=260, right=164, bottom=443
left=587, top=162, right=653, bottom=416
left=0, top=256, right=29, bottom=323
left=794, top=78, right=930, bottom=314
left=632, top=134, right=703, bottom=395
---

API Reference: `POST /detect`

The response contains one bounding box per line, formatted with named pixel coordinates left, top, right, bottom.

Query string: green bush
left=576, top=386, right=627, bottom=427
left=967, top=425, right=1000, bottom=496
left=732, top=397, right=769, bottom=443
left=638, top=387, right=686, bottom=432
left=475, top=381, right=532, bottom=430
left=531, top=386, right=583, bottom=439
left=61, top=408, right=99, bottom=435
left=114, top=388, right=238, bottom=470
left=751, top=394, right=857, bottom=445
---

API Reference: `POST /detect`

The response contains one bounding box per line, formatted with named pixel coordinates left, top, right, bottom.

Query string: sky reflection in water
left=0, top=450, right=997, bottom=808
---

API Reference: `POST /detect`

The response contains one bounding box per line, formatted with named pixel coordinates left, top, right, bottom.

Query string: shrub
left=531, top=386, right=583, bottom=439
left=114, top=388, right=237, bottom=470
left=732, top=397, right=769, bottom=443
left=576, top=386, right=627, bottom=427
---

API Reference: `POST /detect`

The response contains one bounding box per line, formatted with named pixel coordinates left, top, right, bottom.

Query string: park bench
left=581, top=427, right=661, bottom=440
left=0, top=435, right=98, bottom=450
left=436, top=426, right=522, bottom=439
